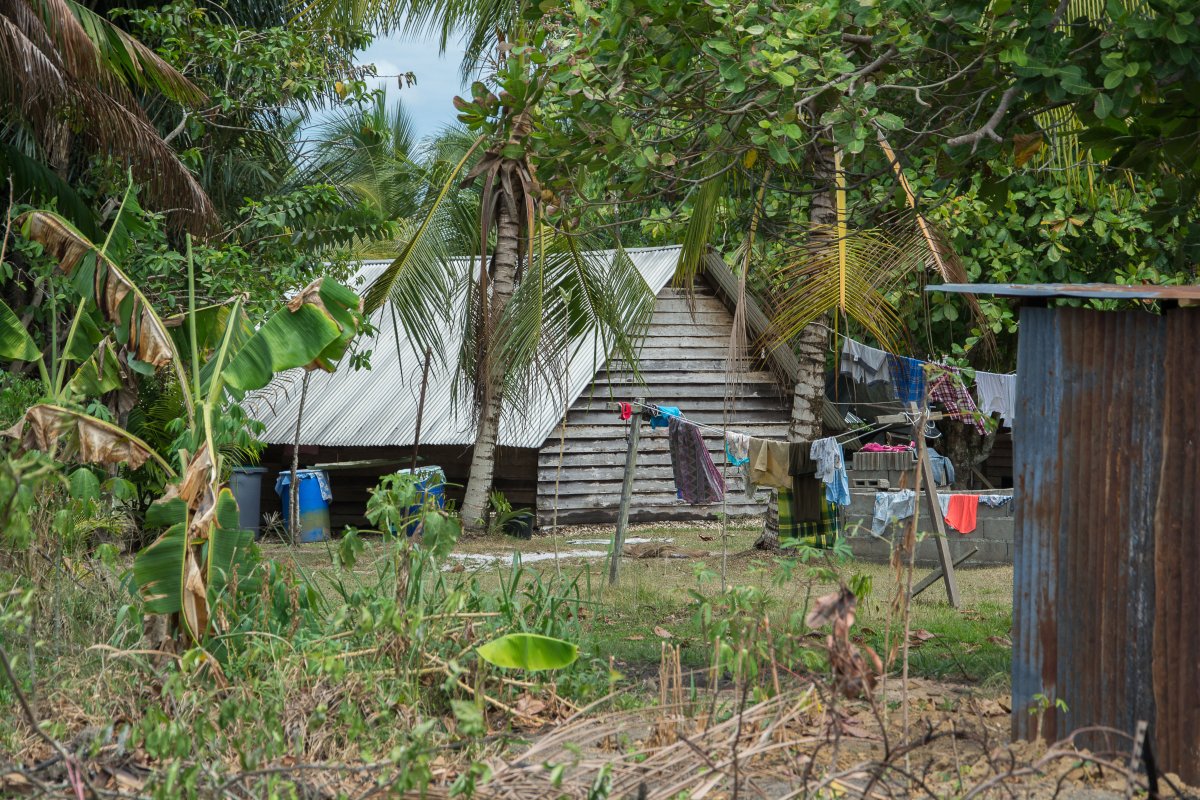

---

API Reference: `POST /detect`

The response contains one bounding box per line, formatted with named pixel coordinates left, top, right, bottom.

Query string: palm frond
left=1, top=1, right=215, bottom=231
left=490, top=231, right=655, bottom=420
left=360, top=136, right=484, bottom=364
left=60, top=0, right=206, bottom=105
left=675, top=162, right=727, bottom=289
left=764, top=221, right=924, bottom=353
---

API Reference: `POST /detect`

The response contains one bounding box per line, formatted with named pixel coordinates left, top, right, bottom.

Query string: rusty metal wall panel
left=1154, top=310, right=1200, bottom=784
left=1012, top=307, right=1163, bottom=745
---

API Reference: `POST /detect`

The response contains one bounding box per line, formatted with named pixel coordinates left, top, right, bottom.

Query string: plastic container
left=229, top=467, right=267, bottom=537
left=395, top=466, right=446, bottom=536
left=274, top=469, right=332, bottom=543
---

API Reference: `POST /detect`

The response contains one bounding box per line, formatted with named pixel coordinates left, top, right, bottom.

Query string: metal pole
left=410, top=347, right=432, bottom=472
left=609, top=397, right=644, bottom=586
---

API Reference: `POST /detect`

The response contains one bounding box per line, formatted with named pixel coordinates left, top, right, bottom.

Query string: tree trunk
left=939, top=422, right=997, bottom=489
left=756, top=146, right=836, bottom=550
left=460, top=202, right=520, bottom=532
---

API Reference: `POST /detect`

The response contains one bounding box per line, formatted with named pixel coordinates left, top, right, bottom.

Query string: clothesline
left=612, top=399, right=901, bottom=445
left=814, top=322, right=1016, bottom=377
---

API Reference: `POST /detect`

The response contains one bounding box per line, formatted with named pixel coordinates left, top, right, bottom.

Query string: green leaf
left=0, top=298, right=40, bottom=362
left=420, top=511, right=461, bottom=560
left=69, top=468, right=100, bottom=502
left=207, top=487, right=256, bottom=604
left=104, top=477, right=137, bottom=502
left=875, top=112, right=904, bottom=131
left=220, top=281, right=361, bottom=394
left=1058, top=65, right=1089, bottom=95
left=704, top=38, right=735, bottom=55
left=1093, top=92, right=1113, bottom=119
left=450, top=700, right=486, bottom=736
left=611, top=115, right=631, bottom=141
left=476, top=633, right=579, bottom=671
left=146, top=496, right=187, bottom=529
left=134, top=523, right=187, bottom=614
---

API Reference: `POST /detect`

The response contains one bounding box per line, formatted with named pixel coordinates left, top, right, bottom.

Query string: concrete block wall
left=842, top=488, right=1015, bottom=566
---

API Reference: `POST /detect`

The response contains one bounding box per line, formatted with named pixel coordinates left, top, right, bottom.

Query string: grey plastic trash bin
left=230, top=467, right=268, bottom=537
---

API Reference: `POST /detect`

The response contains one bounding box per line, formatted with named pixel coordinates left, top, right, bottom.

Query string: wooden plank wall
left=981, top=430, right=1014, bottom=489
left=536, top=282, right=792, bottom=526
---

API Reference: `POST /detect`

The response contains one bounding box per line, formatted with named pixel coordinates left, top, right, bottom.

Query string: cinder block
left=969, top=540, right=1011, bottom=565
left=980, top=517, right=1014, bottom=543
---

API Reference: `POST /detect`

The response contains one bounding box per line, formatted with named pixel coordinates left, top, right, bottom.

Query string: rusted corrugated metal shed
left=933, top=284, right=1200, bottom=784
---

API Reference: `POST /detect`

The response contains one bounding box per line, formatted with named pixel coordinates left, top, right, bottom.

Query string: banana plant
left=0, top=192, right=365, bottom=645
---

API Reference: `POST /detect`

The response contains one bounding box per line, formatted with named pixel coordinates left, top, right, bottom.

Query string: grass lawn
left=264, top=521, right=1013, bottom=690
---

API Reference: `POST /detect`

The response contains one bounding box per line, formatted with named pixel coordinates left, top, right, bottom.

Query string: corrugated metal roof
left=246, top=245, right=683, bottom=448
left=930, top=282, right=1200, bottom=300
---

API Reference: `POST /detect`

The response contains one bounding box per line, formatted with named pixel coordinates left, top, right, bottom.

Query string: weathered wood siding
left=536, top=282, right=792, bottom=526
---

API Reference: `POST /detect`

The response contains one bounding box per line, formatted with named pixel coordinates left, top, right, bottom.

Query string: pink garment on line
left=861, top=442, right=915, bottom=453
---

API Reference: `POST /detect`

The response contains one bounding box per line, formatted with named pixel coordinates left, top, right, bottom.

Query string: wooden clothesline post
left=876, top=405, right=962, bottom=607
left=609, top=396, right=645, bottom=586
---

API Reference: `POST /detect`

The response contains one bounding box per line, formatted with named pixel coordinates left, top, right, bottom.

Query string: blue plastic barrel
left=274, top=469, right=332, bottom=542
left=395, top=466, right=445, bottom=536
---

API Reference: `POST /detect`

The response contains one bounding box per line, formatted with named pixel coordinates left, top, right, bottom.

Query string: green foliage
left=476, top=632, right=579, bottom=671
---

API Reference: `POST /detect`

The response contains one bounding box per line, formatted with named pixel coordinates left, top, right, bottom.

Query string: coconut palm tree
left=353, top=118, right=653, bottom=531
left=0, top=0, right=214, bottom=232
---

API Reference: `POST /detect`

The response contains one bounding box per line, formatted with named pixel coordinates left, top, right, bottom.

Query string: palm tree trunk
left=756, top=148, right=835, bottom=550
left=461, top=202, right=520, bottom=531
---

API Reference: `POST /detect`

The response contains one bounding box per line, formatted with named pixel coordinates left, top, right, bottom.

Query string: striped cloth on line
left=778, top=490, right=840, bottom=549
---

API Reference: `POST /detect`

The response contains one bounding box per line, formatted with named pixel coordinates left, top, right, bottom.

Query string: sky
left=355, top=30, right=468, bottom=142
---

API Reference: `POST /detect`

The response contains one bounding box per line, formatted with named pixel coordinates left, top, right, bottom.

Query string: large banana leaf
left=0, top=298, right=40, bottom=362
left=134, top=522, right=187, bottom=615
left=221, top=278, right=364, bottom=395
left=206, top=488, right=256, bottom=603
left=18, top=211, right=180, bottom=371
left=476, top=633, right=579, bottom=671
left=134, top=488, right=255, bottom=642
left=66, top=344, right=122, bottom=399
left=164, top=300, right=250, bottom=365
left=6, top=403, right=174, bottom=475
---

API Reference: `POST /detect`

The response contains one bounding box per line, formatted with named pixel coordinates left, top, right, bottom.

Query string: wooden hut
left=247, top=246, right=807, bottom=529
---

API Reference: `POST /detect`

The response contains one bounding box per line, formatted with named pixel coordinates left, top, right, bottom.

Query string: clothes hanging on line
left=779, top=493, right=840, bottom=549
left=840, top=338, right=893, bottom=387
left=872, top=489, right=915, bottom=536
left=789, top=441, right=824, bottom=521
left=979, top=494, right=1012, bottom=508
left=747, top=437, right=791, bottom=491
left=667, top=417, right=725, bottom=505
left=810, top=437, right=851, bottom=507
left=861, top=442, right=914, bottom=453
left=945, top=494, right=979, bottom=533
left=974, top=371, right=1016, bottom=428
left=724, top=432, right=750, bottom=466
left=925, top=363, right=993, bottom=436
left=928, top=450, right=956, bottom=487
left=887, top=355, right=927, bottom=405
left=649, top=405, right=681, bottom=429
